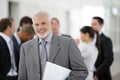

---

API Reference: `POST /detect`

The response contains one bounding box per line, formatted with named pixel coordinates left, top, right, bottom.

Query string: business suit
left=11, top=35, right=21, bottom=72
left=18, top=34, right=88, bottom=80
left=0, top=36, right=11, bottom=80
left=94, top=33, right=114, bottom=80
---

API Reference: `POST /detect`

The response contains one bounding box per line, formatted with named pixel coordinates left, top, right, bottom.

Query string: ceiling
left=9, top=0, right=103, bottom=9
left=9, top=0, right=120, bottom=10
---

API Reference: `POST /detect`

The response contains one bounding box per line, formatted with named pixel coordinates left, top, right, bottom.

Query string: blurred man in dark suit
left=12, top=25, right=35, bottom=72
left=0, top=18, right=17, bottom=80
left=91, top=16, right=114, bottom=80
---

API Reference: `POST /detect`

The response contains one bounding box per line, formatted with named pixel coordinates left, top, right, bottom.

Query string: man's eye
left=35, top=24, right=39, bottom=26
left=41, top=22, right=46, bottom=25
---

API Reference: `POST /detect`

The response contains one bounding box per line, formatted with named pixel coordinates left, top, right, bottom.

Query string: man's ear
left=100, top=24, right=103, bottom=28
left=22, top=32, right=27, bottom=36
left=6, top=25, right=11, bottom=30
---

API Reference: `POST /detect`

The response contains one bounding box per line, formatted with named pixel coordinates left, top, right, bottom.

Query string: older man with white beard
left=18, top=11, right=88, bottom=80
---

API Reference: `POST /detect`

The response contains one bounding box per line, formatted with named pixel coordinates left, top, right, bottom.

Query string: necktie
left=40, top=40, right=47, bottom=74
left=9, top=40, right=17, bottom=73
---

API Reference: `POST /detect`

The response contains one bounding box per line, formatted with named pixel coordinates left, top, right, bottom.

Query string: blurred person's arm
left=74, top=38, right=80, bottom=46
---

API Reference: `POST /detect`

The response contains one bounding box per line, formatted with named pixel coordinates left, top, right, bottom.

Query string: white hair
left=32, top=11, right=52, bottom=39
left=32, top=11, right=51, bottom=21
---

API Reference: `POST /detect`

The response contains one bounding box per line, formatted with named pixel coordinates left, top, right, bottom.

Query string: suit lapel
left=30, top=35, right=61, bottom=67
left=49, top=35, right=60, bottom=62
left=100, top=33, right=104, bottom=41
left=30, top=38, right=40, bottom=70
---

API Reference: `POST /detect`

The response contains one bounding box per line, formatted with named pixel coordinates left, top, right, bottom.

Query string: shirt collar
left=14, top=32, right=21, bottom=45
left=0, top=32, right=11, bottom=43
left=39, top=32, right=53, bottom=44
left=58, top=33, right=61, bottom=36
left=99, top=31, right=102, bottom=35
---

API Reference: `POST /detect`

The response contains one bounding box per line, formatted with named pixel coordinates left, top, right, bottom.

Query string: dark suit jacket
left=0, top=36, right=11, bottom=80
left=18, top=34, right=88, bottom=80
left=94, top=33, right=114, bottom=80
left=11, top=35, right=21, bottom=72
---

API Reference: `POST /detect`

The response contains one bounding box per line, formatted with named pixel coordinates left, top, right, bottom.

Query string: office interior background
left=0, top=0, right=120, bottom=79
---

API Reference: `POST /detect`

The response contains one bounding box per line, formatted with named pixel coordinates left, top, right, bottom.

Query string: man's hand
left=94, top=75, right=99, bottom=80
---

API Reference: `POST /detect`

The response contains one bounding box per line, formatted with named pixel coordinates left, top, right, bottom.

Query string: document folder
left=42, top=62, right=71, bottom=80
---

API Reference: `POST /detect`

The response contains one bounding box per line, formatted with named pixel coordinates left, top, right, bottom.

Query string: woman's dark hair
left=80, top=26, right=100, bottom=51
left=80, top=26, right=94, bottom=39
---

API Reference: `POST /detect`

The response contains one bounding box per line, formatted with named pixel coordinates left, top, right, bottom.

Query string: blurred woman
left=78, top=26, right=98, bottom=80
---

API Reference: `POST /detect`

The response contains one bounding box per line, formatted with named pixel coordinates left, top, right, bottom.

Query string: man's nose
left=38, top=25, right=43, bottom=29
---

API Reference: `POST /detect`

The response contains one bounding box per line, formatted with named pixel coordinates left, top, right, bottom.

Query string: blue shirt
left=39, top=33, right=52, bottom=59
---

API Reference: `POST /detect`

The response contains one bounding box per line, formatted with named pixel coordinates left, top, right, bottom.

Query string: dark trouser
left=5, top=76, right=18, bottom=80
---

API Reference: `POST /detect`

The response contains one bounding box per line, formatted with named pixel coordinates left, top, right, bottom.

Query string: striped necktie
left=40, top=40, right=48, bottom=75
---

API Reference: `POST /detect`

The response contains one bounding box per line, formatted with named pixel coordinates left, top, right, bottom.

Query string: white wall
left=69, top=6, right=104, bottom=38
left=10, top=2, right=68, bottom=33
left=0, top=0, right=8, bottom=19
left=104, top=1, right=120, bottom=77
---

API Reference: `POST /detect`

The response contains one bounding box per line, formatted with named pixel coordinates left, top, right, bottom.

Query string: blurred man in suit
left=12, top=25, right=35, bottom=72
left=18, top=11, right=88, bottom=80
left=51, top=17, right=71, bottom=38
left=0, top=18, right=17, bottom=80
left=91, top=16, right=114, bottom=80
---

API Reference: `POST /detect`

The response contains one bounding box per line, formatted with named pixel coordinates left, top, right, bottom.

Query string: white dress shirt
left=13, top=32, right=21, bottom=45
left=39, top=33, right=52, bottom=58
left=78, top=42, right=98, bottom=80
left=93, top=31, right=102, bottom=44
